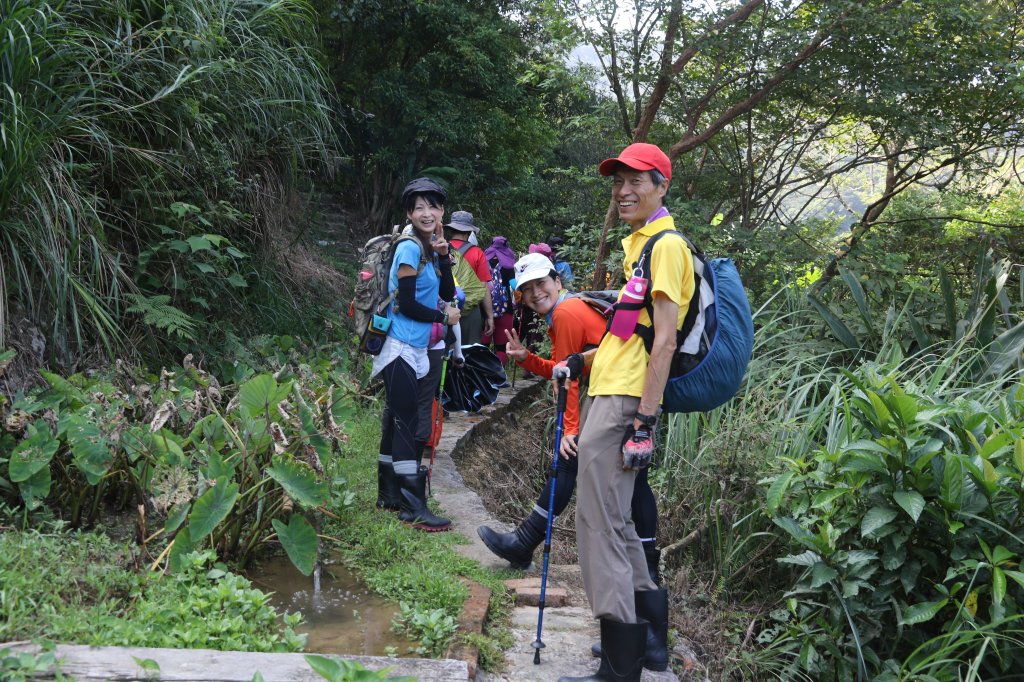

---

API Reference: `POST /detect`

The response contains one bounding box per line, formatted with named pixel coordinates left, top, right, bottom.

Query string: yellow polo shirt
left=588, top=215, right=694, bottom=398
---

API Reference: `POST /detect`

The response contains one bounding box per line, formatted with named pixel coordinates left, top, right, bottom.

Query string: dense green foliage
left=3, top=0, right=1024, bottom=676
left=0, top=531, right=304, bottom=651
left=1, top=337, right=359, bottom=575
left=1, top=0, right=336, bottom=367
left=768, top=368, right=1024, bottom=679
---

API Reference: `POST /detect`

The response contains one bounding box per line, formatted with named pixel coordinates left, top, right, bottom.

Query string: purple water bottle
left=609, top=270, right=649, bottom=340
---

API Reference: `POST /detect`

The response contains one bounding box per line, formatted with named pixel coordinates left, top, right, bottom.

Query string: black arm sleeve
left=397, top=275, right=445, bottom=323
left=437, top=256, right=455, bottom=301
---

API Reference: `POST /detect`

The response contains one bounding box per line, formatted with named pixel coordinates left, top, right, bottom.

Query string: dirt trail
left=433, top=377, right=703, bottom=681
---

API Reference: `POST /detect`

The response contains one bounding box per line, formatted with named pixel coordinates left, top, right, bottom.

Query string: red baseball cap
left=598, top=142, right=671, bottom=181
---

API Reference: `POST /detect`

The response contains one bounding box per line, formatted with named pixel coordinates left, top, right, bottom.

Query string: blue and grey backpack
left=628, top=230, right=754, bottom=413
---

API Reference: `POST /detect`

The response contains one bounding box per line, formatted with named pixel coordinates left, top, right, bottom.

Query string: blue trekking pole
left=532, top=381, right=568, bottom=664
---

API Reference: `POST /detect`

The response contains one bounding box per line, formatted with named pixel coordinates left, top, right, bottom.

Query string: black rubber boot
left=591, top=589, right=669, bottom=670
left=477, top=510, right=547, bottom=569
left=558, top=618, right=647, bottom=682
left=635, top=588, right=669, bottom=671
left=397, top=468, right=450, bottom=532
left=376, top=461, right=401, bottom=511
left=644, top=543, right=661, bottom=586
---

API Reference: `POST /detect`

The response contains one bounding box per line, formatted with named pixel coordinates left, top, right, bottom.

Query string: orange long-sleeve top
left=518, top=296, right=607, bottom=437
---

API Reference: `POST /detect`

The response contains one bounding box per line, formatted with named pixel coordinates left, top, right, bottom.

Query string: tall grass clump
left=0, top=0, right=337, bottom=368
left=658, top=269, right=1024, bottom=679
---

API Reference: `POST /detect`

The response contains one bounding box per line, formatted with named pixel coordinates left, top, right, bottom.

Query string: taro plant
left=764, top=365, right=1024, bottom=680
left=0, top=340, right=358, bottom=575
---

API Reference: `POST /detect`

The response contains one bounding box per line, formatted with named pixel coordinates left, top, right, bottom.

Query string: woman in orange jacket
left=477, top=253, right=661, bottom=581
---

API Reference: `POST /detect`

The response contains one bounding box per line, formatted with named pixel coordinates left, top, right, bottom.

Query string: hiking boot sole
left=404, top=520, right=451, bottom=532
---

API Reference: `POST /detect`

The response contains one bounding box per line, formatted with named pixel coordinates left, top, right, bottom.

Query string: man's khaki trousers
left=576, top=394, right=658, bottom=622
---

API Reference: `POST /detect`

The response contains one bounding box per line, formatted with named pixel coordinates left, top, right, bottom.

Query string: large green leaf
left=900, top=599, right=948, bottom=625
left=811, top=487, right=851, bottom=508
left=808, top=294, right=861, bottom=351
left=765, top=471, right=794, bottom=515
left=292, top=388, right=331, bottom=463
left=120, top=426, right=152, bottom=463
left=889, top=393, right=919, bottom=427
left=188, top=478, right=239, bottom=541
left=65, top=414, right=113, bottom=485
left=267, top=456, right=329, bottom=508
left=238, top=374, right=293, bottom=418
left=39, top=370, right=86, bottom=409
left=940, top=457, right=965, bottom=510
left=168, top=526, right=195, bottom=573
left=893, top=490, right=926, bottom=523
left=272, top=515, right=318, bottom=576
left=861, top=506, right=898, bottom=538
left=810, top=561, right=839, bottom=589
left=939, top=267, right=958, bottom=337
left=983, top=320, right=1024, bottom=380
left=839, top=267, right=873, bottom=335
left=163, top=504, right=190, bottom=535
left=993, top=567, right=1007, bottom=607
left=19, top=466, right=51, bottom=509
left=9, top=420, right=59, bottom=482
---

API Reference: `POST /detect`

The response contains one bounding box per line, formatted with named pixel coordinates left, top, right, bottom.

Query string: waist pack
left=625, top=230, right=754, bottom=413
left=452, top=242, right=487, bottom=310
left=348, top=227, right=425, bottom=352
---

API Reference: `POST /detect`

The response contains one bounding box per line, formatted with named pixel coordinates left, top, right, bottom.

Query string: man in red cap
left=555, top=142, right=694, bottom=682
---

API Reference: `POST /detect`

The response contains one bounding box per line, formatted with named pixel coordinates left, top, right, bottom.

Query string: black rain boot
left=376, top=460, right=401, bottom=511
left=397, top=468, right=450, bottom=532
left=477, top=510, right=547, bottom=569
left=635, top=588, right=669, bottom=671
left=644, top=543, right=662, bottom=587
left=591, top=589, right=669, bottom=670
left=559, top=618, right=647, bottom=682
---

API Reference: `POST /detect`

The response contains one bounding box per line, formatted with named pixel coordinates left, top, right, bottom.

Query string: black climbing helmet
left=402, top=177, right=447, bottom=211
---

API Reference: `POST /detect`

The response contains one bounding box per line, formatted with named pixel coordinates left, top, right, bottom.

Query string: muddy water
left=250, top=553, right=417, bottom=656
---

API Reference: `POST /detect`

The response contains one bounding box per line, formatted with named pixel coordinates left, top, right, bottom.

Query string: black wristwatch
left=635, top=410, right=660, bottom=428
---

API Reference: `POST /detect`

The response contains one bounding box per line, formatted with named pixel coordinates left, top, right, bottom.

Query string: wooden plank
left=1, top=642, right=469, bottom=681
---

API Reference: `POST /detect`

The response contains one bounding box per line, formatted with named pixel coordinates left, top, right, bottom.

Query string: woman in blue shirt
left=372, top=177, right=460, bottom=531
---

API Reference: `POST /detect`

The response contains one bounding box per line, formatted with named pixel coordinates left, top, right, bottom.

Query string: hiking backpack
left=489, top=262, right=511, bottom=317
left=625, top=230, right=754, bottom=413
left=451, top=242, right=488, bottom=310
left=348, top=226, right=426, bottom=349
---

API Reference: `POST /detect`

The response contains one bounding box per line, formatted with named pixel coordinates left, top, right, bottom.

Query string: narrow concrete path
left=432, top=378, right=690, bottom=682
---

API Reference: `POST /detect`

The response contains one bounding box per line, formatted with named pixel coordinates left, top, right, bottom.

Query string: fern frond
left=125, top=294, right=198, bottom=340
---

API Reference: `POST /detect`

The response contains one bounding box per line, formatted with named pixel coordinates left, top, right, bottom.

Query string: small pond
left=249, top=553, right=417, bottom=656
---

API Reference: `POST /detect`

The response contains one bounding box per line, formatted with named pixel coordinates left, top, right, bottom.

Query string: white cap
left=513, top=253, right=555, bottom=290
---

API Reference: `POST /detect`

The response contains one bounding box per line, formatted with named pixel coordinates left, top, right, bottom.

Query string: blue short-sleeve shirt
left=386, top=239, right=439, bottom=348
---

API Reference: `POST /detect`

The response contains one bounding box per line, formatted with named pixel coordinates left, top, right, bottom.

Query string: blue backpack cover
left=629, top=231, right=754, bottom=413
